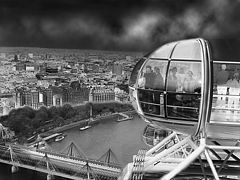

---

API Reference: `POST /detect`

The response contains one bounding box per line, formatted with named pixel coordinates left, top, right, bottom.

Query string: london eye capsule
left=121, top=38, right=240, bottom=180
left=129, top=38, right=240, bottom=140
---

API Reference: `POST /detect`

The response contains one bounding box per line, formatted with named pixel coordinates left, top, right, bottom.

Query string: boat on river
left=55, top=135, right=65, bottom=142
left=79, top=125, right=91, bottom=131
left=116, top=116, right=133, bottom=122
left=80, top=120, right=91, bottom=131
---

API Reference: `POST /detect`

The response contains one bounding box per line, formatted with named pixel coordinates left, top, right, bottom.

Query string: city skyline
left=0, top=0, right=239, bottom=51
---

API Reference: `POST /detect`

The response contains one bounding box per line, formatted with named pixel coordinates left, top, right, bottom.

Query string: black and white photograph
left=0, top=0, right=240, bottom=180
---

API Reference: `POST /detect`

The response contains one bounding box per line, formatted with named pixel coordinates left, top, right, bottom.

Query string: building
left=15, top=88, right=55, bottom=109
left=46, top=67, right=58, bottom=74
left=28, top=53, right=34, bottom=58
left=16, top=90, right=36, bottom=108
left=43, top=88, right=53, bottom=107
left=26, top=64, right=35, bottom=72
left=39, top=63, right=47, bottom=73
left=89, top=87, right=115, bottom=103
left=31, top=90, right=39, bottom=109
left=15, top=62, right=26, bottom=71
left=24, top=91, right=32, bottom=107
left=0, top=100, right=12, bottom=116
left=67, top=61, right=75, bottom=67
left=126, top=55, right=132, bottom=61
left=112, top=62, right=123, bottom=76
left=85, top=63, right=100, bottom=73
left=0, top=53, right=6, bottom=59
left=63, top=87, right=90, bottom=105
left=15, top=91, right=23, bottom=107
left=53, top=94, right=63, bottom=106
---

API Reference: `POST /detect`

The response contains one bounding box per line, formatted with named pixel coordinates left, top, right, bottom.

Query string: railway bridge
left=0, top=142, right=122, bottom=180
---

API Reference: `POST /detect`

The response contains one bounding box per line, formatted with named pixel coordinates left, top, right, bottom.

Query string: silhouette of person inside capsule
left=226, top=72, right=240, bottom=88
left=166, top=67, right=180, bottom=116
left=216, top=64, right=229, bottom=85
left=182, top=70, right=200, bottom=109
left=153, top=67, right=164, bottom=90
left=167, top=67, right=178, bottom=105
left=226, top=72, right=240, bottom=109
left=167, top=67, right=178, bottom=92
left=142, top=65, right=156, bottom=113
left=183, top=70, right=196, bottom=93
left=144, top=65, right=156, bottom=89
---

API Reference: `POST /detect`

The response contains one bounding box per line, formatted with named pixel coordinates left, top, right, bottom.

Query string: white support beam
left=144, top=135, right=192, bottom=168
left=204, top=149, right=220, bottom=180
left=161, top=138, right=206, bottom=180
left=207, top=145, right=240, bottom=151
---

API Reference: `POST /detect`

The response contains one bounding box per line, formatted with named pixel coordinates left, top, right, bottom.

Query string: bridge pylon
left=61, top=141, right=87, bottom=159
left=44, top=153, right=57, bottom=180
left=98, top=148, right=119, bottom=166
left=8, top=145, right=20, bottom=173
left=35, top=152, right=58, bottom=180
left=80, top=160, right=96, bottom=180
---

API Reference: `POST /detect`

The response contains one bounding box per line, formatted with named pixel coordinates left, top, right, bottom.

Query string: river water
left=0, top=114, right=149, bottom=180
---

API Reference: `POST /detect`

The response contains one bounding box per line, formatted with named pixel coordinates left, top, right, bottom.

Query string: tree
left=33, top=109, right=48, bottom=126
left=48, top=106, right=60, bottom=119
left=52, top=116, right=64, bottom=126
left=60, top=104, right=74, bottom=119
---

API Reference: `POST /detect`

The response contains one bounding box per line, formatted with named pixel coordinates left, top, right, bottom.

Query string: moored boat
left=55, top=135, right=65, bottom=142
left=79, top=125, right=91, bottom=131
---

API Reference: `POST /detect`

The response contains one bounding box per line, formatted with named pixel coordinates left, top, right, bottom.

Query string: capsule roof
left=148, top=38, right=240, bottom=62
left=149, top=38, right=203, bottom=60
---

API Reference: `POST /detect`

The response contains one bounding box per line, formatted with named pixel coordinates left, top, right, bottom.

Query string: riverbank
left=0, top=101, right=135, bottom=143
left=41, top=110, right=136, bottom=137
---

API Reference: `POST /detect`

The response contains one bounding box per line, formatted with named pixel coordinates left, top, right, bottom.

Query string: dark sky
left=0, top=0, right=240, bottom=51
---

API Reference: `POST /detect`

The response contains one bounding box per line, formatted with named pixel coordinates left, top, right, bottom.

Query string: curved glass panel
left=211, top=62, right=240, bottom=123
left=142, top=124, right=168, bottom=146
left=166, top=61, right=202, bottom=120
left=137, top=59, right=168, bottom=117
left=129, top=58, right=146, bottom=87
left=171, top=39, right=202, bottom=60
left=150, top=42, right=177, bottom=59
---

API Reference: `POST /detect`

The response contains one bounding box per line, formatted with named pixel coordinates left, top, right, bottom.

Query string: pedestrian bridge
left=0, top=143, right=122, bottom=180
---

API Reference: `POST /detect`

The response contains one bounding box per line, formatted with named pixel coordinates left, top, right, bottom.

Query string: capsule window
left=211, top=62, right=240, bottom=123
left=142, top=124, right=168, bottom=146
left=166, top=61, right=202, bottom=120
left=137, top=59, right=168, bottom=117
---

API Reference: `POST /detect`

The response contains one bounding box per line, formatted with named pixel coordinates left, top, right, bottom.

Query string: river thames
left=0, top=114, right=149, bottom=180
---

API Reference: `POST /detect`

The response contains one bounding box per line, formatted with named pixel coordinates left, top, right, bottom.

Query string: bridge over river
left=0, top=113, right=149, bottom=180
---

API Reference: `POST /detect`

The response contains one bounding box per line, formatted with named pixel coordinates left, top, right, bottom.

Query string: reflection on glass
left=211, top=63, right=240, bottom=123
left=143, top=124, right=168, bottom=146
left=167, top=93, right=200, bottom=119
left=129, top=58, right=146, bottom=87
left=139, top=93, right=164, bottom=116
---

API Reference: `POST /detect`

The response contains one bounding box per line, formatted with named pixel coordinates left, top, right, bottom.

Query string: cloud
left=123, top=12, right=160, bottom=41
left=0, top=0, right=240, bottom=51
